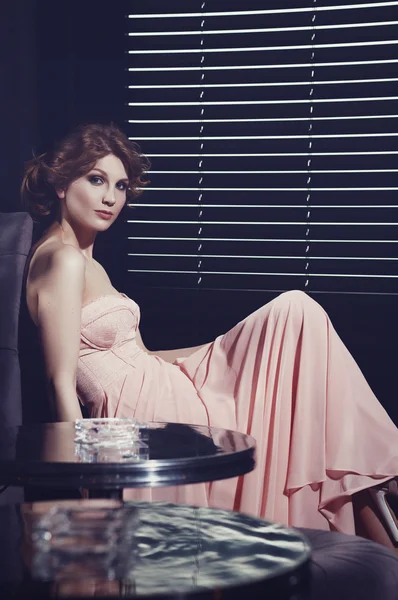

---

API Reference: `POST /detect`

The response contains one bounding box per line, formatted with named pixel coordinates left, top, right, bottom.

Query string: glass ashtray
left=31, top=505, right=139, bottom=580
left=75, top=441, right=149, bottom=463
left=74, top=418, right=144, bottom=447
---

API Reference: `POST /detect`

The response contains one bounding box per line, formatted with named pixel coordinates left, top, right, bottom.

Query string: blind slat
left=128, top=2, right=398, bottom=18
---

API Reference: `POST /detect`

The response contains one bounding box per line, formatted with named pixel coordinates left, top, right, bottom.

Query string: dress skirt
left=78, top=290, right=398, bottom=534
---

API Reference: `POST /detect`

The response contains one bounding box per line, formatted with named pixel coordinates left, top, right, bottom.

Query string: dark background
left=1, top=0, right=397, bottom=424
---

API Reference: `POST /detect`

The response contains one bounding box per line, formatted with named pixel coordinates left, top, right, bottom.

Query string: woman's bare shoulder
left=26, top=237, right=86, bottom=325
left=28, top=238, right=85, bottom=285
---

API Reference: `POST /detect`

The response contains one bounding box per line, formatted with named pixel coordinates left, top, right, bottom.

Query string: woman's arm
left=35, top=245, right=85, bottom=421
left=135, top=329, right=208, bottom=364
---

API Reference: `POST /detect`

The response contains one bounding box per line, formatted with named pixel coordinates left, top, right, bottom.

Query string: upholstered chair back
left=0, top=212, right=33, bottom=427
left=0, top=212, right=34, bottom=504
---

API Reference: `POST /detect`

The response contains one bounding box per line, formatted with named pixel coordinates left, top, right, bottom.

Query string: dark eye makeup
left=88, top=174, right=128, bottom=191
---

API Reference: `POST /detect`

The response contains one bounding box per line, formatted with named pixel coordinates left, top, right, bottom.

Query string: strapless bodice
left=77, top=293, right=147, bottom=412
left=80, top=293, right=140, bottom=351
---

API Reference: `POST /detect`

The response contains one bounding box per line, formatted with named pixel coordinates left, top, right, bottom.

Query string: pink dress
left=77, top=289, right=398, bottom=534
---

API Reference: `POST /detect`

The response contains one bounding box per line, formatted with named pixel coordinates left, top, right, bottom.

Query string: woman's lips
left=95, top=211, right=113, bottom=220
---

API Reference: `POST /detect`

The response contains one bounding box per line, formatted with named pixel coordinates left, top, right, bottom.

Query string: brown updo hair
left=21, top=122, right=150, bottom=222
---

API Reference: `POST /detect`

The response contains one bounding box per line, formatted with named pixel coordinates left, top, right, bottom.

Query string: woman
left=21, top=122, right=398, bottom=544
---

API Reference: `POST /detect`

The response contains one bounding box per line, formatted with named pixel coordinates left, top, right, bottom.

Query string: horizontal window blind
left=125, top=0, right=398, bottom=294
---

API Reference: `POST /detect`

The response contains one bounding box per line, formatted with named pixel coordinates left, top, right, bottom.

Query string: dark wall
left=1, top=0, right=126, bottom=207
left=0, top=0, right=38, bottom=213
left=34, top=1, right=126, bottom=149
left=2, top=2, right=397, bottom=425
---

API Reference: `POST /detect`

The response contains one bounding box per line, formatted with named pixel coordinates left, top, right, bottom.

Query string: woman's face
left=57, top=153, right=129, bottom=231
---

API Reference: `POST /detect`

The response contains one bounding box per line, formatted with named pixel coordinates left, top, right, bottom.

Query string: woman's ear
left=56, top=189, right=66, bottom=199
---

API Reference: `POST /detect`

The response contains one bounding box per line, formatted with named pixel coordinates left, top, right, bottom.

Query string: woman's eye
left=89, top=175, right=103, bottom=185
left=88, top=176, right=127, bottom=191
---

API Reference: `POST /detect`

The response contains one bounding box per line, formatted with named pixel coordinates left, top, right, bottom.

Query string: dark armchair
left=0, top=212, right=34, bottom=427
left=0, top=211, right=33, bottom=503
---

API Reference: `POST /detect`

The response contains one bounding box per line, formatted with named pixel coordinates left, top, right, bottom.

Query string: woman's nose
left=103, top=188, right=116, bottom=205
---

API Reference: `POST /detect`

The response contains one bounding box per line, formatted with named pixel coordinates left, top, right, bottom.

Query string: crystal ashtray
left=74, top=418, right=144, bottom=448
left=32, top=505, right=139, bottom=580
left=75, top=440, right=149, bottom=463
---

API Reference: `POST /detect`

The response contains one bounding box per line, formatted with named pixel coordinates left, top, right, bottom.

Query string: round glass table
left=0, top=499, right=311, bottom=599
left=0, top=421, right=255, bottom=497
